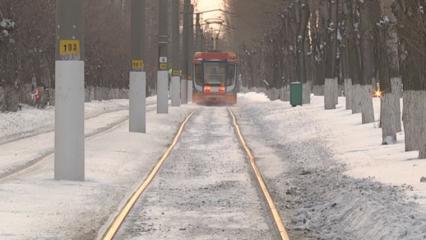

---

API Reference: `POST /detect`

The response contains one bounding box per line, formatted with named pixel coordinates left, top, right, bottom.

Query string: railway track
left=99, top=107, right=289, bottom=240
left=0, top=102, right=156, bottom=146
left=229, top=109, right=290, bottom=240
left=0, top=103, right=157, bottom=181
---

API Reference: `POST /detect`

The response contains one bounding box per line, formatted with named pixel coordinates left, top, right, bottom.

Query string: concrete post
left=171, top=76, right=181, bottom=106
left=129, top=72, right=146, bottom=132
left=187, top=5, right=194, bottom=102
left=158, top=0, right=169, bottom=114
left=55, top=0, right=85, bottom=181
left=181, top=79, right=188, bottom=104
left=169, top=0, right=181, bottom=107
left=129, top=0, right=146, bottom=133
left=169, top=0, right=180, bottom=73
left=187, top=80, right=193, bottom=103
left=157, top=71, right=169, bottom=113
left=181, top=0, right=191, bottom=104
left=187, top=4, right=194, bottom=78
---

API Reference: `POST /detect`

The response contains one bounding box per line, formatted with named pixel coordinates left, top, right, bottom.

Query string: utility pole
left=129, top=0, right=146, bottom=133
left=169, top=0, right=181, bottom=107
left=55, top=0, right=85, bottom=181
left=157, top=0, right=169, bottom=113
left=182, top=2, right=194, bottom=103
left=181, top=0, right=190, bottom=104
left=195, top=13, right=203, bottom=52
left=187, top=4, right=194, bottom=103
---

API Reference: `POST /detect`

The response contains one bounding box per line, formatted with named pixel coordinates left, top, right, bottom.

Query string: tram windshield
left=203, top=62, right=236, bottom=86
left=204, top=62, right=226, bottom=85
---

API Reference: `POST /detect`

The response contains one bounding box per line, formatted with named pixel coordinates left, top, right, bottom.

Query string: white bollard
left=129, top=71, right=146, bottom=133
left=157, top=70, right=169, bottom=113
left=181, top=79, right=188, bottom=104
left=187, top=80, right=193, bottom=103
left=54, top=61, right=85, bottom=181
left=171, top=76, right=181, bottom=107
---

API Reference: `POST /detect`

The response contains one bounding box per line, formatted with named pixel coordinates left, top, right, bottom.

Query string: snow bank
left=238, top=92, right=270, bottom=103
left=0, top=104, right=195, bottom=240
left=235, top=93, right=426, bottom=239
left=0, top=97, right=156, bottom=144
left=239, top=94, right=426, bottom=204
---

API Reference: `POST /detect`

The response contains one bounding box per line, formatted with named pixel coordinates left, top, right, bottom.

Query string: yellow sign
left=159, top=63, right=168, bottom=70
left=132, top=59, right=144, bottom=71
left=172, top=69, right=181, bottom=76
left=59, top=40, right=80, bottom=57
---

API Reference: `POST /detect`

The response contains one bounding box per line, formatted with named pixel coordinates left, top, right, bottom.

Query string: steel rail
left=228, top=108, right=290, bottom=240
left=100, top=111, right=195, bottom=240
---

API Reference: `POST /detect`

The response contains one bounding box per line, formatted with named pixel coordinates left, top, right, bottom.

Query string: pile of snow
left=235, top=93, right=426, bottom=239
left=239, top=94, right=426, bottom=204
left=238, top=92, right=270, bottom=103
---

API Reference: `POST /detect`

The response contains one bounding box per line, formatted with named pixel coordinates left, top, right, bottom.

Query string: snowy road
left=114, top=107, right=277, bottom=240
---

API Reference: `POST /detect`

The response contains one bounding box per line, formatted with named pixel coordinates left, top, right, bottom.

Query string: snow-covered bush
left=0, top=18, right=15, bottom=43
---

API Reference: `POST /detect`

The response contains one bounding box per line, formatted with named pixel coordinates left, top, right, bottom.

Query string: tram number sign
left=132, top=59, right=144, bottom=71
left=59, top=40, right=80, bottom=58
left=159, top=57, right=168, bottom=70
left=159, top=63, right=168, bottom=70
left=172, top=69, right=181, bottom=76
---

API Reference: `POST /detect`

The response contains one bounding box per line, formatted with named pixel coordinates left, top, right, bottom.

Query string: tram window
left=194, top=64, right=203, bottom=85
left=204, top=62, right=226, bottom=85
left=227, top=64, right=236, bottom=86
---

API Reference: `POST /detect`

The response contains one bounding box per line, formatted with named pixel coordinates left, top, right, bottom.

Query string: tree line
left=0, top=0, right=162, bottom=111
left=237, top=0, right=426, bottom=159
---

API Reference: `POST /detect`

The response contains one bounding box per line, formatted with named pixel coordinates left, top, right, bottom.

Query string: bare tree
left=377, top=0, right=401, bottom=145
left=321, top=0, right=340, bottom=109
left=393, top=0, right=426, bottom=158
left=358, top=0, right=378, bottom=124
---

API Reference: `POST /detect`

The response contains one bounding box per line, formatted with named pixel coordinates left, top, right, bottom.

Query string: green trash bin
left=290, top=82, right=303, bottom=107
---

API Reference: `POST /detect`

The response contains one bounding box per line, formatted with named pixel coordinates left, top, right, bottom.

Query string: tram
left=192, top=51, right=239, bottom=105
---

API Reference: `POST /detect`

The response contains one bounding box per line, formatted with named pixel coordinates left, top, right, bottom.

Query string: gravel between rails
left=114, top=107, right=278, bottom=240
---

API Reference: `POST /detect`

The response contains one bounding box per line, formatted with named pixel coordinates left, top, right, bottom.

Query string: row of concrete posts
left=55, top=0, right=194, bottom=181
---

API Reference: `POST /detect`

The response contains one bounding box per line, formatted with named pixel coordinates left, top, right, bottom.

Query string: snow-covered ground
left=235, top=93, right=426, bottom=239
left=0, top=97, right=159, bottom=179
left=239, top=94, right=426, bottom=205
left=0, top=101, right=195, bottom=239
left=1, top=92, right=425, bottom=239
left=0, top=97, right=156, bottom=144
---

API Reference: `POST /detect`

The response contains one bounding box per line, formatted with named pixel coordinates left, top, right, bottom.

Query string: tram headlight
left=204, top=85, right=211, bottom=94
